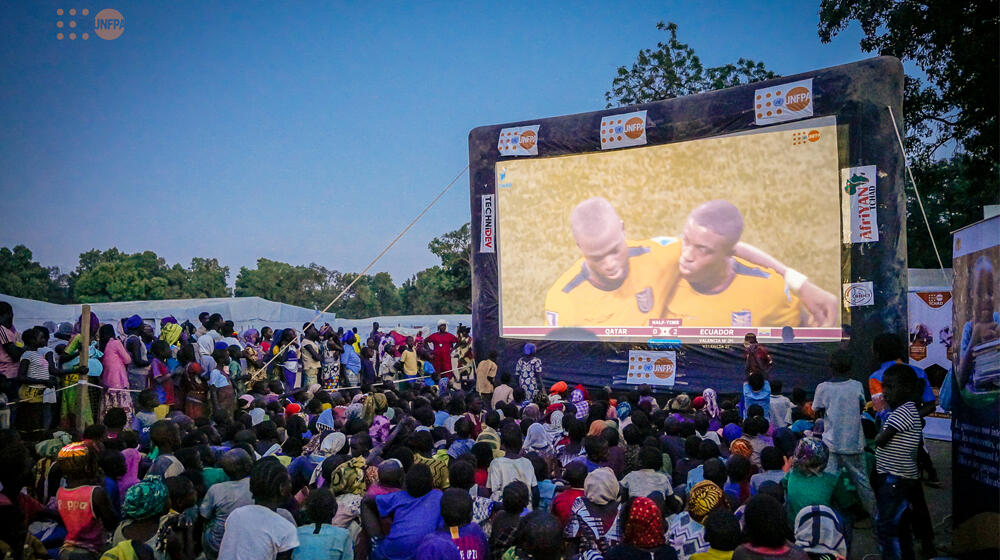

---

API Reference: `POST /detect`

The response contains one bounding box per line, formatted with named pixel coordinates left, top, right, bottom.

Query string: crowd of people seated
left=0, top=302, right=938, bottom=560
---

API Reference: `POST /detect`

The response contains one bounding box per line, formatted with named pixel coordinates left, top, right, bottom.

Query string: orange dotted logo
left=785, top=86, right=811, bottom=112
left=56, top=8, right=90, bottom=40
left=807, top=130, right=820, bottom=142
left=95, top=8, right=125, bottom=40
left=518, top=130, right=536, bottom=150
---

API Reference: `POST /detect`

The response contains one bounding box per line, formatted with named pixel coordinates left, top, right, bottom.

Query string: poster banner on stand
left=907, top=288, right=953, bottom=440
left=949, top=215, right=1000, bottom=554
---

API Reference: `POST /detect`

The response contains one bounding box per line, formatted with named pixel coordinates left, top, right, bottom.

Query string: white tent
left=0, top=293, right=470, bottom=337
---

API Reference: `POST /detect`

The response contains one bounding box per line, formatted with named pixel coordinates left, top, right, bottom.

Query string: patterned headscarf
left=793, top=437, right=829, bottom=475
left=702, top=388, right=720, bottom=419
left=160, top=323, right=182, bottom=346
left=571, top=388, right=590, bottom=420
left=616, top=402, right=632, bottom=421
left=369, top=415, right=391, bottom=446
left=301, top=408, right=337, bottom=456
left=546, top=410, right=565, bottom=444
left=37, top=432, right=72, bottom=458
left=57, top=441, right=90, bottom=459
left=363, top=393, right=388, bottom=425
left=729, top=438, right=753, bottom=459
left=584, top=467, right=620, bottom=506
left=327, top=456, right=367, bottom=496
left=121, top=475, right=169, bottom=520
left=624, top=497, right=665, bottom=548
left=686, top=480, right=723, bottom=522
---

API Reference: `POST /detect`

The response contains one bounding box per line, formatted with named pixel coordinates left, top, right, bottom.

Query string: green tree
left=0, top=245, right=71, bottom=302
left=605, top=22, right=778, bottom=107
left=426, top=222, right=471, bottom=311
left=187, top=258, right=231, bottom=298
left=818, top=0, right=1000, bottom=264
left=234, top=259, right=341, bottom=309
left=72, top=248, right=229, bottom=302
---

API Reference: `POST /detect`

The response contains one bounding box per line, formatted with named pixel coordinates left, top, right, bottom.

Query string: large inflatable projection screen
left=496, top=118, right=841, bottom=343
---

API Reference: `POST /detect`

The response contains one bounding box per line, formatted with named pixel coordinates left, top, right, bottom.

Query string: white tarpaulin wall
left=907, top=268, right=954, bottom=441
left=1, top=293, right=471, bottom=338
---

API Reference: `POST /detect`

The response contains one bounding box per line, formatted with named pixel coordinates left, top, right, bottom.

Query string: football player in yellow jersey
left=664, top=200, right=801, bottom=327
left=543, top=197, right=682, bottom=327
left=543, top=198, right=839, bottom=328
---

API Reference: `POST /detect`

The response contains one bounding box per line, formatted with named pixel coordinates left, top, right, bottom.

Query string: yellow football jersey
left=663, top=257, right=802, bottom=327
left=543, top=239, right=681, bottom=327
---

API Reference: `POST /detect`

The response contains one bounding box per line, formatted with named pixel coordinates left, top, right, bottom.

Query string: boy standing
left=812, top=349, right=875, bottom=516
left=873, top=364, right=923, bottom=560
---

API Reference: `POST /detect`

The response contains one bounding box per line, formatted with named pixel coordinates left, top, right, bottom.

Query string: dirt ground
left=849, top=438, right=953, bottom=559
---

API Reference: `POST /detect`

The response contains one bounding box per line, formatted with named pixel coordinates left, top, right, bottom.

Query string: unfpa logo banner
left=626, top=350, right=676, bottom=387
left=600, top=110, right=647, bottom=150
left=754, top=78, right=813, bottom=125
left=54, top=7, right=123, bottom=41
left=497, top=125, right=540, bottom=156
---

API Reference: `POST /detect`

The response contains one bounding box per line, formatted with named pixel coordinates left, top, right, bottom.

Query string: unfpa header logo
left=56, top=7, right=124, bottom=41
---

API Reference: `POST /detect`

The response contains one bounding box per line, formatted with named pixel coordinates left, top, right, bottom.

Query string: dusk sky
left=0, top=1, right=872, bottom=286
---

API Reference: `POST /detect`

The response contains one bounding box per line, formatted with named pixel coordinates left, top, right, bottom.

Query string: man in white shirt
left=487, top=424, right=538, bottom=508
left=812, top=348, right=875, bottom=516
left=218, top=457, right=298, bottom=559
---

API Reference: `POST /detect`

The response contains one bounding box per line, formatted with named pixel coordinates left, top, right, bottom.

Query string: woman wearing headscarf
left=109, top=475, right=170, bottom=552
left=666, top=480, right=724, bottom=559
left=523, top=422, right=556, bottom=459
left=545, top=409, right=565, bottom=447
left=784, top=437, right=853, bottom=527
left=588, top=420, right=609, bottom=438
left=571, top=385, right=590, bottom=420
left=605, top=497, right=675, bottom=560
left=515, top=343, right=543, bottom=401
left=565, top=467, right=623, bottom=558
left=159, top=323, right=182, bottom=348
left=701, top=389, right=721, bottom=429
left=58, top=312, right=102, bottom=428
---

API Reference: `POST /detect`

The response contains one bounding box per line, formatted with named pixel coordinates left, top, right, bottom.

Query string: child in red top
left=551, top=460, right=588, bottom=527
left=56, top=442, right=118, bottom=559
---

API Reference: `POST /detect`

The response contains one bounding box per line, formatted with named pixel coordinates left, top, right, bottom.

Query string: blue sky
left=0, top=1, right=869, bottom=286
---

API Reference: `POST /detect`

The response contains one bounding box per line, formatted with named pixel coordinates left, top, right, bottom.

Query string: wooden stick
left=78, top=305, right=91, bottom=433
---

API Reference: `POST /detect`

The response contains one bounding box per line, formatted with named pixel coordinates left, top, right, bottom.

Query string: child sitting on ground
left=295, top=487, right=353, bottom=560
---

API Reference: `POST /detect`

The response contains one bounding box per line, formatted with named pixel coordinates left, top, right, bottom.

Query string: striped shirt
left=20, top=350, right=51, bottom=384
left=875, top=402, right=921, bottom=479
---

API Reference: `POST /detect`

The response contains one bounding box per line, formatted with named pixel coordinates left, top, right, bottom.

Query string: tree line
left=0, top=223, right=471, bottom=318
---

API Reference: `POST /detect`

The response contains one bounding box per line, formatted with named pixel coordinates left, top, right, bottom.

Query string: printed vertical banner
left=840, top=165, right=879, bottom=243
left=626, top=350, right=676, bottom=387
left=949, top=215, right=1000, bottom=554
left=907, top=288, right=954, bottom=441
left=497, top=125, right=539, bottom=156
left=842, top=281, right=874, bottom=308
left=480, top=194, right=495, bottom=253
left=600, top=110, right=647, bottom=150
left=754, top=78, right=813, bottom=125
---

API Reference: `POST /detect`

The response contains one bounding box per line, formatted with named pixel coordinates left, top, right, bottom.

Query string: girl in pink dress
left=98, top=324, right=133, bottom=424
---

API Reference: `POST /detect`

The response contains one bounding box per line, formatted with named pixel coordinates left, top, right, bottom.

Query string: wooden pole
left=78, top=305, right=91, bottom=433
